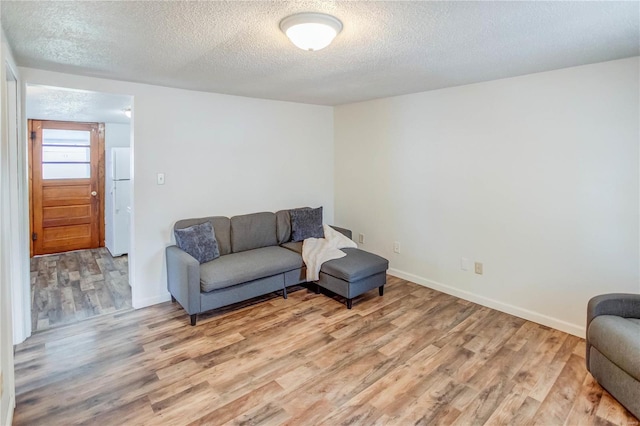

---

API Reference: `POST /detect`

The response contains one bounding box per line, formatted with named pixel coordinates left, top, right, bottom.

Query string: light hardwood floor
left=13, top=276, right=639, bottom=425
left=30, top=248, right=131, bottom=331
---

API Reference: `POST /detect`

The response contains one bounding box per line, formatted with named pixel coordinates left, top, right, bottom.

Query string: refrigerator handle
left=114, top=184, right=118, bottom=214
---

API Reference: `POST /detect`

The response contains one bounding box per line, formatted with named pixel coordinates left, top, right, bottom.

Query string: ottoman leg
left=283, top=286, right=288, bottom=299
left=379, top=285, right=384, bottom=296
left=347, top=299, right=353, bottom=309
left=190, top=314, right=197, bottom=326
left=315, top=283, right=321, bottom=294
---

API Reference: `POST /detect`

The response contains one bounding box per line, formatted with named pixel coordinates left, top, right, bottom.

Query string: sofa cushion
left=320, top=248, right=388, bottom=282
left=276, top=210, right=292, bottom=245
left=174, top=221, right=219, bottom=264
left=588, top=315, right=640, bottom=381
left=200, top=246, right=303, bottom=292
left=281, top=241, right=303, bottom=254
left=175, top=216, right=231, bottom=255
left=290, top=207, right=324, bottom=242
left=231, top=212, right=277, bottom=253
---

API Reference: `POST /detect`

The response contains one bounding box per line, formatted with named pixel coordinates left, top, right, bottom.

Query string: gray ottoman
left=317, top=248, right=389, bottom=309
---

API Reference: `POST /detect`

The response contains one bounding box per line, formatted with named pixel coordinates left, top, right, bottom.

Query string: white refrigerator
left=105, top=147, right=130, bottom=257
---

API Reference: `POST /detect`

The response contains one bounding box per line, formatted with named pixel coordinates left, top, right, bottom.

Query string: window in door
left=41, top=129, right=91, bottom=179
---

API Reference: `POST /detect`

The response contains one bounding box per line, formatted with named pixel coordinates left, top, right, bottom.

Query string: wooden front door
left=30, top=120, right=105, bottom=256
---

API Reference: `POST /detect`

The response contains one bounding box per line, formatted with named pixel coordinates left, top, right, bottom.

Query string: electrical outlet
left=358, top=233, right=365, bottom=244
left=474, top=262, right=483, bottom=275
left=393, top=241, right=400, bottom=253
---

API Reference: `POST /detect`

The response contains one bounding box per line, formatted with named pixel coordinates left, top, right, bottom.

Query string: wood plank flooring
left=13, top=276, right=639, bottom=425
left=30, top=248, right=131, bottom=332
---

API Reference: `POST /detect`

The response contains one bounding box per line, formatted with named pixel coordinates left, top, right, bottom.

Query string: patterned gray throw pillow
left=290, top=207, right=324, bottom=242
left=174, top=221, right=220, bottom=263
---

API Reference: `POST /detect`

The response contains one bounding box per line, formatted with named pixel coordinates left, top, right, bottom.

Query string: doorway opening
left=26, top=85, right=133, bottom=332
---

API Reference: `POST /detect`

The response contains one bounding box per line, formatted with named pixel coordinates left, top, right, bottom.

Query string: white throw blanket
left=302, top=224, right=358, bottom=282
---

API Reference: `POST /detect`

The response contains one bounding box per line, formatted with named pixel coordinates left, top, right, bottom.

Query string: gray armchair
left=586, top=293, right=640, bottom=419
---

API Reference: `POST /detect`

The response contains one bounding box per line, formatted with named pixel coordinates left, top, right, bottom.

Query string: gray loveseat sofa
left=166, top=210, right=389, bottom=325
left=586, top=293, right=640, bottom=419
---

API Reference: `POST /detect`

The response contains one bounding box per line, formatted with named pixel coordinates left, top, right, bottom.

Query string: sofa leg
left=171, top=295, right=176, bottom=303
left=283, top=286, right=288, bottom=299
left=347, top=299, right=353, bottom=309
left=190, top=314, right=197, bottom=326
left=379, top=285, right=384, bottom=296
left=315, top=284, right=321, bottom=294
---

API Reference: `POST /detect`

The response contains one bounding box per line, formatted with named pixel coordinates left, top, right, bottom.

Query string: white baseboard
left=388, top=268, right=585, bottom=338
left=132, top=292, right=172, bottom=309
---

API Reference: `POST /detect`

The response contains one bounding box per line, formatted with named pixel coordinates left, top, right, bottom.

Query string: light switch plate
left=157, top=173, right=165, bottom=185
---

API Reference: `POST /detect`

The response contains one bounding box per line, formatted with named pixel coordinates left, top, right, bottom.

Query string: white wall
left=20, top=68, right=334, bottom=308
left=334, top=57, right=640, bottom=337
left=105, top=122, right=130, bottom=151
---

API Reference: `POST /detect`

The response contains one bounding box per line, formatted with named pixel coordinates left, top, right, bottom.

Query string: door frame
left=28, top=120, right=106, bottom=256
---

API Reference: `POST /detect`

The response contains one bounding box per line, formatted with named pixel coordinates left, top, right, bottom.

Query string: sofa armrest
left=166, top=245, right=201, bottom=314
left=586, top=293, right=640, bottom=370
left=330, top=225, right=352, bottom=240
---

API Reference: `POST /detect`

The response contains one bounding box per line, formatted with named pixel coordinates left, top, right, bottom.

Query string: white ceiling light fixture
left=280, top=12, right=343, bottom=52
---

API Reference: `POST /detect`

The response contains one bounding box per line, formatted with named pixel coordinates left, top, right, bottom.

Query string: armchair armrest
left=166, top=245, right=201, bottom=314
left=587, top=293, right=640, bottom=327
left=585, top=293, right=640, bottom=370
left=330, top=225, right=352, bottom=240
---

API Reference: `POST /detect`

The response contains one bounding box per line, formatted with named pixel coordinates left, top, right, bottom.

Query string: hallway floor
left=30, top=247, right=131, bottom=332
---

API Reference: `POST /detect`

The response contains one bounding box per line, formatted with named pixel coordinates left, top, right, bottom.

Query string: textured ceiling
left=27, top=85, right=132, bottom=124
left=3, top=1, right=639, bottom=105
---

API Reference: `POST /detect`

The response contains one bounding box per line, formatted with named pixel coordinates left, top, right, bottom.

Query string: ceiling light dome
left=280, top=12, right=343, bottom=51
